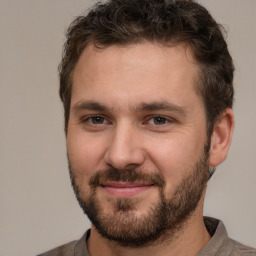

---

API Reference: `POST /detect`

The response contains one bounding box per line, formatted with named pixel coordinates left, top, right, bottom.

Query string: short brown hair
left=59, top=0, right=234, bottom=135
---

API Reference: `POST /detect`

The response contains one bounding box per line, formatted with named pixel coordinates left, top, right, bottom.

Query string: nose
left=104, top=123, right=146, bottom=170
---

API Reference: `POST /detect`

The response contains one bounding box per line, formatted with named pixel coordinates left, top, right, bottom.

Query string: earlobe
left=208, top=108, right=234, bottom=167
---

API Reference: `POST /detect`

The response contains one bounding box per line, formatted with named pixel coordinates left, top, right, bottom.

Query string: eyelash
left=145, top=115, right=173, bottom=125
left=82, top=115, right=110, bottom=125
left=81, top=115, right=174, bottom=126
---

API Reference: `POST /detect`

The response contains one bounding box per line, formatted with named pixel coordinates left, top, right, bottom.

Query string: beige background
left=0, top=0, right=255, bottom=255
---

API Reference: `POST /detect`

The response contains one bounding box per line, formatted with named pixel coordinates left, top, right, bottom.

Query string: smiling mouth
left=101, top=182, right=154, bottom=198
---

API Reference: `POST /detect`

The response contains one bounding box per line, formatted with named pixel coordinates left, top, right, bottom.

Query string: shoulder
left=230, top=240, right=256, bottom=255
left=36, top=240, right=77, bottom=256
left=201, top=217, right=256, bottom=256
left=36, top=230, right=90, bottom=256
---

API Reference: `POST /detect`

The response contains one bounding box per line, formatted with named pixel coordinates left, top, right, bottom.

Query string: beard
left=68, top=147, right=209, bottom=247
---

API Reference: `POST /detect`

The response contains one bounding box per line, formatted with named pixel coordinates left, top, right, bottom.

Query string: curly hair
left=59, top=0, right=234, bottom=136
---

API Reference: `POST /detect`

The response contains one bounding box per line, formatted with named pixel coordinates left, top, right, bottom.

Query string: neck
left=87, top=201, right=211, bottom=256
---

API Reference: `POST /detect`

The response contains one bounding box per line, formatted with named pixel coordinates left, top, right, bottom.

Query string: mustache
left=89, top=168, right=165, bottom=188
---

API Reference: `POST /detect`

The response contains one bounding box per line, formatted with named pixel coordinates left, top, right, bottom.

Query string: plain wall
left=0, top=1, right=255, bottom=255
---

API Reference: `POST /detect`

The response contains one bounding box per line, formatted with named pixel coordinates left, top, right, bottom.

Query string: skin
left=67, top=42, right=234, bottom=256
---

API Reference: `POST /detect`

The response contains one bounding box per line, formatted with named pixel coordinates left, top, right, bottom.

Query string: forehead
left=71, top=42, right=201, bottom=110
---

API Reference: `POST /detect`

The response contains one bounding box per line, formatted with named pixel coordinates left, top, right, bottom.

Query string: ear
left=208, top=108, right=234, bottom=167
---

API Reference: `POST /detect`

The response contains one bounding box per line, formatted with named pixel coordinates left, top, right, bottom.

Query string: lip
left=101, top=182, right=153, bottom=198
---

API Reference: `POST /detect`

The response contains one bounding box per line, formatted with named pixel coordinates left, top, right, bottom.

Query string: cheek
left=67, top=131, right=107, bottom=179
left=147, top=133, right=205, bottom=192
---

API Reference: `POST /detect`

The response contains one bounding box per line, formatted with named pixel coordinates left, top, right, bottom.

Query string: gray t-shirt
left=37, top=217, right=256, bottom=256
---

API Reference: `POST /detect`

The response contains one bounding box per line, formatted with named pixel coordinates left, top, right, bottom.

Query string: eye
left=82, top=115, right=109, bottom=125
left=153, top=116, right=167, bottom=125
left=90, top=116, right=106, bottom=124
left=148, top=116, right=169, bottom=125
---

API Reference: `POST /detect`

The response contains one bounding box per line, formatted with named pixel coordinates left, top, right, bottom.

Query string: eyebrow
left=72, top=100, right=187, bottom=116
left=73, top=101, right=108, bottom=112
left=134, top=102, right=188, bottom=115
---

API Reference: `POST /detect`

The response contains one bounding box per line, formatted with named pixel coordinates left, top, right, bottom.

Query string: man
left=38, top=0, right=256, bottom=255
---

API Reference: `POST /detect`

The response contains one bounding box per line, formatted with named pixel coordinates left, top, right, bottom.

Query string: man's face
left=67, top=42, right=209, bottom=246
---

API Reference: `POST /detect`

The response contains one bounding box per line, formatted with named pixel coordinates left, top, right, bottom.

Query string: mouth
left=101, top=182, right=154, bottom=198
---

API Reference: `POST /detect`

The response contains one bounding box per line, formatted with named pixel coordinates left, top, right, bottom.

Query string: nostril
left=104, top=147, right=145, bottom=170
